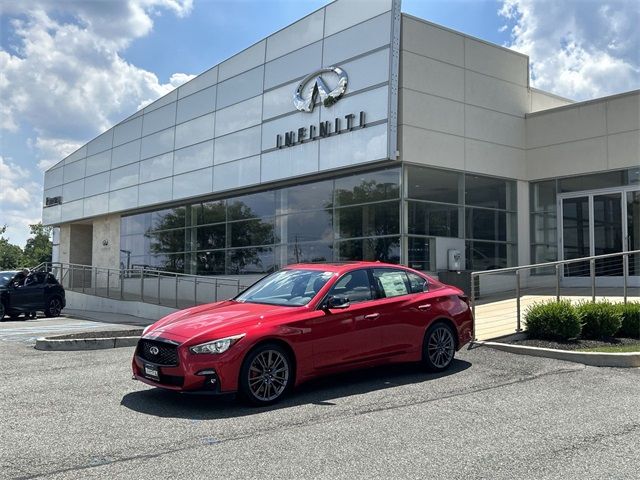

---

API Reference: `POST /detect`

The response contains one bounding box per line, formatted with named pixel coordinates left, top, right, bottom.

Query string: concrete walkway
left=64, top=309, right=157, bottom=327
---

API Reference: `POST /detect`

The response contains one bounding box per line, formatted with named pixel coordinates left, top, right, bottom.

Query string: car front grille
left=138, top=339, right=179, bottom=366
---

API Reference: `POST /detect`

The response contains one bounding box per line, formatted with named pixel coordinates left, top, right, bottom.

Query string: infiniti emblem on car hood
left=149, top=346, right=159, bottom=355
left=293, top=67, right=348, bottom=112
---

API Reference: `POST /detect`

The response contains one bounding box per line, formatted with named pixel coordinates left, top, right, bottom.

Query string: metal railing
left=470, top=249, right=640, bottom=341
left=34, top=262, right=252, bottom=310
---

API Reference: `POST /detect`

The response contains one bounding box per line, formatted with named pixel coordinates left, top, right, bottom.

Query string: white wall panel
left=339, top=48, right=390, bottom=93
left=173, top=167, right=213, bottom=199
left=464, top=38, right=528, bottom=86
left=527, top=137, right=607, bottom=180
left=214, top=96, right=262, bottom=137
left=264, top=41, right=322, bottom=90
left=219, top=40, right=266, bottom=81
left=402, top=51, right=464, bottom=101
left=320, top=85, right=388, bottom=124
left=465, top=70, right=527, bottom=117
left=176, top=85, right=217, bottom=124
left=465, top=139, right=525, bottom=179
left=526, top=103, right=606, bottom=149
left=215, top=126, right=261, bottom=165
left=111, top=139, right=141, bottom=168
left=608, top=130, right=640, bottom=169
left=323, top=13, right=391, bottom=66
left=113, top=116, right=143, bottom=147
left=401, top=17, right=464, bottom=67
left=324, top=0, right=392, bottom=36
left=173, top=140, right=214, bottom=175
left=44, top=168, right=64, bottom=189
left=607, top=94, right=640, bottom=134
left=319, top=123, right=388, bottom=170
left=217, top=66, right=265, bottom=110
left=213, top=155, right=261, bottom=191
left=401, top=90, right=464, bottom=136
left=401, top=125, right=465, bottom=170
left=262, top=80, right=299, bottom=120
left=261, top=142, right=319, bottom=183
left=465, top=105, right=525, bottom=148
left=175, top=113, right=215, bottom=150
left=266, top=10, right=324, bottom=62
left=43, top=204, right=61, bottom=225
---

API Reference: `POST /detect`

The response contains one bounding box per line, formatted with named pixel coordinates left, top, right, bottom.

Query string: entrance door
left=560, top=187, right=639, bottom=286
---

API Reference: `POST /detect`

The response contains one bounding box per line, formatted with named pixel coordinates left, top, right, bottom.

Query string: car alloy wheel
left=423, top=322, right=455, bottom=372
left=45, top=298, right=62, bottom=318
left=240, top=344, right=291, bottom=406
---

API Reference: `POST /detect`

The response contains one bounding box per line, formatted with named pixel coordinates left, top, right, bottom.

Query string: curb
left=35, top=331, right=142, bottom=351
left=474, top=340, right=640, bottom=368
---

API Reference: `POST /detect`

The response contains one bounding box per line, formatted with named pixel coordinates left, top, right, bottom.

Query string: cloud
left=0, top=0, right=195, bottom=165
left=499, top=0, right=640, bottom=100
left=0, top=156, right=42, bottom=244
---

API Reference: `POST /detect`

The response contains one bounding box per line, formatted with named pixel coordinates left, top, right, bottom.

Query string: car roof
left=284, top=261, right=410, bottom=274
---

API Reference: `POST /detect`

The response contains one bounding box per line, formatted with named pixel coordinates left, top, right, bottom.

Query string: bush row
left=524, top=300, right=640, bottom=341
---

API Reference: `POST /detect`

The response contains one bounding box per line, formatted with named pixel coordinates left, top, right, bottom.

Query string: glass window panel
left=193, top=200, right=226, bottom=225
left=328, top=269, right=373, bottom=303
left=407, top=165, right=461, bottom=204
left=277, top=210, right=333, bottom=244
left=195, top=250, right=225, bottom=275
left=262, top=80, right=298, bottom=120
left=336, top=236, right=400, bottom=263
left=113, top=116, right=143, bottom=147
left=372, top=268, right=409, bottom=298
left=530, top=180, right=557, bottom=213
left=228, top=218, right=275, bottom=247
left=530, top=213, right=557, bottom=245
left=178, top=66, right=217, bottom=99
left=408, top=236, right=434, bottom=271
left=214, top=125, right=261, bottom=165
left=531, top=244, right=558, bottom=265
left=277, top=180, right=333, bottom=214
left=465, top=241, right=509, bottom=270
left=324, top=0, right=390, bottom=36
left=264, top=40, right=322, bottom=90
left=226, top=247, right=275, bottom=275
left=64, top=145, right=87, bottom=164
left=63, top=159, right=86, bottom=183
left=213, top=155, right=261, bottom=191
left=172, top=167, right=213, bottom=200
left=142, top=103, right=176, bottom=136
left=219, top=40, right=265, bottom=81
left=108, top=185, right=138, bottom=212
left=285, top=241, right=333, bottom=264
left=196, top=224, right=226, bottom=250
left=465, top=208, right=508, bottom=242
left=148, top=253, right=186, bottom=273
left=150, top=208, right=186, bottom=231
left=120, top=234, right=150, bottom=257
left=121, top=213, right=151, bottom=236
left=83, top=193, right=109, bottom=217
left=148, top=229, right=186, bottom=254
left=111, top=139, right=141, bottom=169
left=408, top=201, right=460, bottom=237
left=86, top=130, right=113, bottom=156
left=44, top=167, right=64, bottom=189
left=60, top=199, right=84, bottom=222
left=110, top=163, right=139, bottom=190
left=139, top=153, right=173, bottom=183
left=322, top=12, right=391, bottom=66
left=227, top=191, right=276, bottom=220
left=138, top=178, right=173, bottom=206
left=336, top=201, right=399, bottom=239
left=175, top=113, right=214, bottom=150
left=559, top=170, right=627, bottom=193
left=628, top=167, right=640, bottom=185
left=173, top=141, right=214, bottom=175
left=143, top=90, right=177, bottom=114
left=84, top=172, right=110, bottom=196
left=85, top=150, right=112, bottom=176
left=266, top=9, right=323, bottom=61
left=214, top=95, right=262, bottom=137
left=318, top=123, right=388, bottom=171
left=319, top=85, right=388, bottom=125
left=334, top=168, right=400, bottom=207
left=332, top=48, right=389, bottom=93
left=141, top=128, right=175, bottom=160
left=465, top=174, right=514, bottom=210
left=176, top=85, right=216, bottom=124
left=216, top=65, right=264, bottom=110
left=62, top=179, right=84, bottom=202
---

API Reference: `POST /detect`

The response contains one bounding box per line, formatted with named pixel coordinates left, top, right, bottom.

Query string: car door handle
left=364, top=313, right=380, bottom=320
left=418, top=304, right=431, bottom=310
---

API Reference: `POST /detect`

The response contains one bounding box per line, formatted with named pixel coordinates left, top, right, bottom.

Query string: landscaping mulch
left=496, top=334, right=640, bottom=351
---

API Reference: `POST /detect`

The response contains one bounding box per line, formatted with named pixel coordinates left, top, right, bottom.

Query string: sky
left=1, top=0, right=639, bottom=246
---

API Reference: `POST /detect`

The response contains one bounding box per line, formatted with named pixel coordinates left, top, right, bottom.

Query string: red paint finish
left=132, top=262, right=473, bottom=394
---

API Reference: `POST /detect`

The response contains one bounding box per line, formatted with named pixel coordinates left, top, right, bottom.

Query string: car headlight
left=142, top=325, right=152, bottom=335
left=189, top=334, right=245, bottom=354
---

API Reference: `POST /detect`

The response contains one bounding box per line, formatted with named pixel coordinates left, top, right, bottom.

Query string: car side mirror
left=325, top=295, right=350, bottom=310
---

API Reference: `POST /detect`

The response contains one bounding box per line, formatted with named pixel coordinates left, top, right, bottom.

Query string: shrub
left=525, top=300, right=581, bottom=341
left=577, top=300, right=622, bottom=339
left=615, top=302, right=640, bottom=339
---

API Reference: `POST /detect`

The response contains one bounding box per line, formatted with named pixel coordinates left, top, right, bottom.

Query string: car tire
left=0, top=302, right=4, bottom=320
left=239, top=343, right=293, bottom=407
left=44, top=297, right=63, bottom=318
left=9, top=313, right=21, bottom=321
left=421, top=321, right=456, bottom=372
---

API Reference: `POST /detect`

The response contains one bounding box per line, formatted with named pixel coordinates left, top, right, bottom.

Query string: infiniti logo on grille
left=149, top=346, right=159, bottom=355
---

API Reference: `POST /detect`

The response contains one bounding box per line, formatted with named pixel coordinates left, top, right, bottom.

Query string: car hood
left=143, top=300, right=300, bottom=343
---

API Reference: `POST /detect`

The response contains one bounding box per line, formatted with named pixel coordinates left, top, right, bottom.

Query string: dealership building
left=42, top=0, right=639, bottom=287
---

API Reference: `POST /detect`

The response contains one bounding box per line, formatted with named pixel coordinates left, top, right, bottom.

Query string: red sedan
left=132, top=262, right=473, bottom=406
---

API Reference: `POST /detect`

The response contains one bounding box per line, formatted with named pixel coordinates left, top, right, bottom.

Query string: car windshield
left=235, top=269, right=334, bottom=307
left=0, top=271, right=18, bottom=287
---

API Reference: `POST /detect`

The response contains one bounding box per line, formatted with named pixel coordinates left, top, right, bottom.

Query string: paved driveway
left=1, top=330, right=639, bottom=479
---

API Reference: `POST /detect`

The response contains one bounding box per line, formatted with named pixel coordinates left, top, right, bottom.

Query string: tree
left=22, top=223, right=52, bottom=267
left=0, top=225, right=24, bottom=269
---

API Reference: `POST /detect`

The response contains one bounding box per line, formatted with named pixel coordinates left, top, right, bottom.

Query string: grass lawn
left=578, top=344, right=640, bottom=353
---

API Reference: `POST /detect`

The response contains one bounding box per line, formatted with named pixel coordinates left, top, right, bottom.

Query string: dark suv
left=0, top=271, right=66, bottom=320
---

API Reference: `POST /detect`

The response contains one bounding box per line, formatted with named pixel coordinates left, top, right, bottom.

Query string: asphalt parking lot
left=1, top=320, right=639, bottom=480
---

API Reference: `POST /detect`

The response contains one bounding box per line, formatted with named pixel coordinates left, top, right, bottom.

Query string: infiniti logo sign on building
left=293, top=67, right=348, bottom=112
left=276, top=66, right=366, bottom=149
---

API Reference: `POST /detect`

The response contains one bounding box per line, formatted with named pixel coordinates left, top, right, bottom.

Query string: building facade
left=42, top=0, right=639, bottom=286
